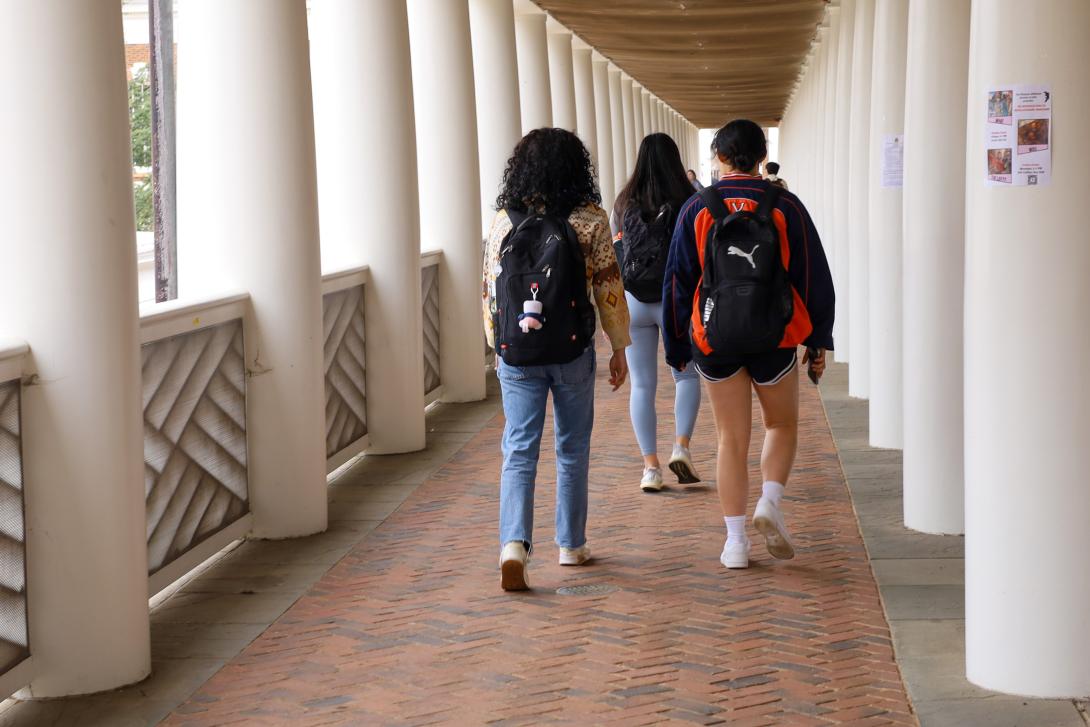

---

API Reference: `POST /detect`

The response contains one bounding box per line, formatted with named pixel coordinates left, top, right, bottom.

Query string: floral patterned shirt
left=482, top=204, right=631, bottom=353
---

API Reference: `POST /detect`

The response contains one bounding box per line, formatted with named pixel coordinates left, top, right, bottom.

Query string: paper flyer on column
left=986, top=84, right=1051, bottom=187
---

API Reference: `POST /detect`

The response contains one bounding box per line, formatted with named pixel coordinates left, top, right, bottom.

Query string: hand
left=609, top=349, right=628, bottom=391
left=802, top=347, right=826, bottom=381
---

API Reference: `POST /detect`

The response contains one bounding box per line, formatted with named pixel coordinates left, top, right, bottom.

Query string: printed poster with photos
left=986, top=84, right=1051, bottom=187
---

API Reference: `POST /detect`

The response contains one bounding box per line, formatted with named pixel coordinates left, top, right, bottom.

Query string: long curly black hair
left=495, top=128, right=601, bottom=219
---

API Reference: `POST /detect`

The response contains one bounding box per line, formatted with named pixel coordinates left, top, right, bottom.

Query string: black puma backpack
left=619, top=203, right=674, bottom=303
left=493, top=210, right=596, bottom=366
left=697, top=185, right=793, bottom=354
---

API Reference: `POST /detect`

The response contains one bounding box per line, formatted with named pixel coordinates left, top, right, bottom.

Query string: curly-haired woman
left=482, top=128, right=630, bottom=591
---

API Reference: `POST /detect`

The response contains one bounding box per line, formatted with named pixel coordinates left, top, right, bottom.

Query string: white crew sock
left=723, top=515, right=747, bottom=545
left=762, top=480, right=785, bottom=507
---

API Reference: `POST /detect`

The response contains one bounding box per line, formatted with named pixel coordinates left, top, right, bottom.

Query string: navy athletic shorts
left=693, top=348, right=798, bottom=386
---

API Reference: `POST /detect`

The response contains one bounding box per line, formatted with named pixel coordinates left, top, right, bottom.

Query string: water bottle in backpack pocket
left=493, top=211, right=596, bottom=366
left=697, top=185, right=793, bottom=354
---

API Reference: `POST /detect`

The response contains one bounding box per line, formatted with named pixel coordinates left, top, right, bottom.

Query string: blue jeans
left=498, top=346, right=596, bottom=550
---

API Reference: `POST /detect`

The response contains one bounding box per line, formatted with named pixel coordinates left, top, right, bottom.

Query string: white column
left=653, top=100, right=662, bottom=134
left=310, top=0, right=425, bottom=454
left=608, top=66, right=628, bottom=201
left=180, top=0, right=327, bottom=534
left=831, top=0, right=854, bottom=363
left=811, top=26, right=829, bottom=235
left=407, top=0, right=486, bottom=404
left=632, top=83, right=646, bottom=147
left=469, top=0, right=522, bottom=236
left=514, top=1, right=551, bottom=132
left=620, top=76, right=637, bottom=176
left=847, top=0, right=876, bottom=399
left=545, top=18, right=576, bottom=130
left=591, top=53, right=615, bottom=210
left=965, top=0, right=1090, bottom=696
left=902, top=0, right=969, bottom=535
left=0, top=0, right=149, bottom=697
left=641, top=89, right=652, bottom=138
left=866, top=0, right=908, bottom=449
left=572, top=40, right=597, bottom=161
left=822, top=8, right=841, bottom=254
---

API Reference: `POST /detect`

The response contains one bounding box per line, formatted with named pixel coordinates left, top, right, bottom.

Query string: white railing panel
left=141, top=297, right=250, bottom=577
left=421, top=258, right=441, bottom=397
left=0, top=348, right=29, bottom=680
left=321, top=271, right=368, bottom=470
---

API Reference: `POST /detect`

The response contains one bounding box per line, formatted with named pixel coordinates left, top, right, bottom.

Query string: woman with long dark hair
left=612, top=133, right=703, bottom=493
left=482, top=128, right=630, bottom=591
left=663, top=120, right=834, bottom=570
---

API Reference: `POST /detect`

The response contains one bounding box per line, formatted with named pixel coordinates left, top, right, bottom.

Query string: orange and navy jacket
left=662, top=174, right=835, bottom=368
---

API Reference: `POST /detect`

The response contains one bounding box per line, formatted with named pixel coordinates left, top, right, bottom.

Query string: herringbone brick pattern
left=165, top=348, right=915, bottom=726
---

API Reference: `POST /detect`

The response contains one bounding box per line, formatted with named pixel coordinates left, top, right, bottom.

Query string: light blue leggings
left=625, top=292, right=701, bottom=456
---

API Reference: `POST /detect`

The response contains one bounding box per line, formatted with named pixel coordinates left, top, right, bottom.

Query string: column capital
left=544, top=15, right=568, bottom=34
left=513, top=0, right=544, bottom=16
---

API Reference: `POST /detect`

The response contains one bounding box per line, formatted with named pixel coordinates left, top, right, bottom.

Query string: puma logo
left=727, top=245, right=759, bottom=269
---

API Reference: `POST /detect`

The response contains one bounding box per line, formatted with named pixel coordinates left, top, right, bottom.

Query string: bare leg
left=704, top=371, right=754, bottom=516
left=754, top=366, right=799, bottom=486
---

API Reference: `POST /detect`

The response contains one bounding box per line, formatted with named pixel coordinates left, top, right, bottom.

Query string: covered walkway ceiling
left=534, top=0, right=827, bottom=128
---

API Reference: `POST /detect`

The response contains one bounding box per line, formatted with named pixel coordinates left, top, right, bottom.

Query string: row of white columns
left=780, top=0, right=1090, bottom=699
left=509, top=0, right=699, bottom=211
left=0, top=0, right=698, bottom=699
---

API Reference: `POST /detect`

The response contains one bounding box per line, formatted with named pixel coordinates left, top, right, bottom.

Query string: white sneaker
left=668, top=445, right=701, bottom=484
left=640, top=467, right=664, bottom=492
left=499, top=541, right=530, bottom=591
left=559, top=544, right=591, bottom=566
left=720, top=539, right=752, bottom=569
left=753, top=496, right=795, bottom=560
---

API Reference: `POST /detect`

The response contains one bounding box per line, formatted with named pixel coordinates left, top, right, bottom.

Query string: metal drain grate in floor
left=555, top=583, right=619, bottom=596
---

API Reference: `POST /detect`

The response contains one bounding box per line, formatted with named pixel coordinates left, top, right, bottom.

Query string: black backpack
left=697, top=185, right=793, bottom=354
left=493, top=210, right=596, bottom=366
left=619, top=203, right=674, bottom=303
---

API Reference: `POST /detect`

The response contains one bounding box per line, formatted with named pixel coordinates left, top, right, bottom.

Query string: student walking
left=483, top=128, right=630, bottom=591
left=612, top=133, right=702, bottom=492
left=663, top=120, right=834, bottom=570
left=764, top=161, right=789, bottom=190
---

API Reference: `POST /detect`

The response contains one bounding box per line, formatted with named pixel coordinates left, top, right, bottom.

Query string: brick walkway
left=165, top=350, right=915, bottom=726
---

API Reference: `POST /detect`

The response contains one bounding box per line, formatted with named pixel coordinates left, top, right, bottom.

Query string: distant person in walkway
left=686, top=169, right=705, bottom=190
left=764, top=161, right=788, bottom=190
left=483, top=128, right=631, bottom=591
left=663, top=119, right=834, bottom=570
left=611, top=134, right=703, bottom=492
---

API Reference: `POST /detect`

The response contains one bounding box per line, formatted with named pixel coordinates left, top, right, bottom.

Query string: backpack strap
left=754, top=184, right=783, bottom=222
left=698, top=186, right=730, bottom=222
left=505, top=208, right=529, bottom=231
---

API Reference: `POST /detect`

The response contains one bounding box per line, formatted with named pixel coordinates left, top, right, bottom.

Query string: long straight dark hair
left=615, top=133, right=694, bottom=220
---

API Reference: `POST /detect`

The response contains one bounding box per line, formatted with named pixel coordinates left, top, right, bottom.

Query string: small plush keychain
left=519, top=283, right=544, bottom=333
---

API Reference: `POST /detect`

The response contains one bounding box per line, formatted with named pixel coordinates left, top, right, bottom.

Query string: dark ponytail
left=711, top=119, right=767, bottom=173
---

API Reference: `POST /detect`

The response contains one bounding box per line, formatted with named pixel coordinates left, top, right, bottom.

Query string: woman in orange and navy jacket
left=662, top=119, right=834, bottom=572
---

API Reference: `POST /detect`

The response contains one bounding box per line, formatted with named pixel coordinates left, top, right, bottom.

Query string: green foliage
left=134, top=177, right=153, bottom=233
left=129, top=65, right=153, bottom=231
left=129, top=65, right=152, bottom=168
